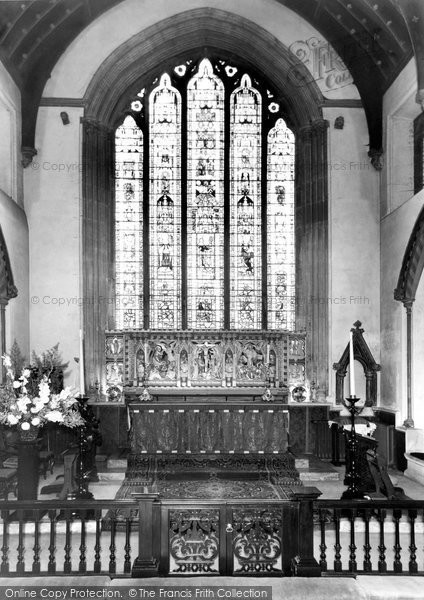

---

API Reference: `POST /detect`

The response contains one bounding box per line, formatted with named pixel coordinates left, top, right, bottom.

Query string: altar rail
left=1, top=495, right=424, bottom=577
left=314, top=498, right=424, bottom=575
left=104, top=329, right=306, bottom=392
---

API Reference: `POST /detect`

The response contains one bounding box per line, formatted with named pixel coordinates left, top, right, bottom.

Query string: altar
left=99, top=328, right=328, bottom=475
left=127, top=390, right=289, bottom=454
left=126, top=393, right=296, bottom=485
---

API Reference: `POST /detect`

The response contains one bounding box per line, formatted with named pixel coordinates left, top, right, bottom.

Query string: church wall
left=324, top=106, right=380, bottom=402
left=380, top=58, right=423, bottom=424
left=42, top=0, right=359, bottom=102
left=32, top=0, right=365, bottom=395
left=0, top=62, right=28, bottom=356
left=25, top=106, right=83, bottom=387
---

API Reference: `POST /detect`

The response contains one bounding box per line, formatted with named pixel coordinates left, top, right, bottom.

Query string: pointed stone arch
left=0, top=225, right=18, bottom=304
left=0, top=224, right=18, bottom=382
left=394, top=204, right=424, bottom=427
left=80, top=8, right=329, bottom=396
left=394, top=204, right=424, bottom=305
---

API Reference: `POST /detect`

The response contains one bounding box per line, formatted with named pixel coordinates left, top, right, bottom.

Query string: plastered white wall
left=325, top=106, right=380, bottom=402
left=26, top=106, right=83, bottom=387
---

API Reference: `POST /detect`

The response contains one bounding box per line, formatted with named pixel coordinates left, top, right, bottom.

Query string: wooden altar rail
left=314, top=498, right=424, bottom=575
left=2, top=495, right=424, bottom=577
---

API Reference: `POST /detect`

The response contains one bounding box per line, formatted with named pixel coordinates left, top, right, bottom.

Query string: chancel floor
left=33, top=455, right=424, bottom=501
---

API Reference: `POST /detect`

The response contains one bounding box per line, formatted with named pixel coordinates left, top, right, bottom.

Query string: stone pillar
left=404, top=301, right=414, bottom=428
left=296, top=119, right=329, bottom=395
left=81, top=118, right=114, bottom=395
left=0, top=301, right=6, bottom=384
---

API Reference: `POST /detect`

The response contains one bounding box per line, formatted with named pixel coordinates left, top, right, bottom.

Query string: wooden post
left=0, top=302, right=6, bottom=384
left=291, top=486, right=322, bottom=576
left=132, top=493, right=160, bottom=577
left=404, top=301, right=414, bottom=427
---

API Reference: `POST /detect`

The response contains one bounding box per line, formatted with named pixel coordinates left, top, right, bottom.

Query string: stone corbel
left=368, top=148, right=383, bottom=171
left=7, top=284, right=18, bottom=300
left=21, top=146, right=37, bottom=168
left=416, top=89, right=424, bottom=111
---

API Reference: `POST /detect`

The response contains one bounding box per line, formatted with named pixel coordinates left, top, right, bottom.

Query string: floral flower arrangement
left=0, top=354, right=84, bottom=432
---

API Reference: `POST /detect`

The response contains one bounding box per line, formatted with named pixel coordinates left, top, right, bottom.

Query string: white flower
left=45, top=410, right=64, bottom=423
left=49, top=398, right=59, bottom=409
left=30, top=401, right=44, bottom=413
left=31, top=417, right=40, bottom=426
left=21, top=422, right=30, bottom=430
left=23, top=369, right=31, bottom=378
left=16, top=397, right=30, bottom=412
left=38, top=380, right=50, bottom=402
left=13, top=380, right=22, bottom=389
left=7, top=414, right=19, bottom=425
left=2, top=355, right=11, bottom=367
left=60, top=387, right=76, bottom=400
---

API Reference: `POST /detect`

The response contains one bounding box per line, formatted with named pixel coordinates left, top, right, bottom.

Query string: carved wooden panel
left=105, top=329, right=306, bottom=393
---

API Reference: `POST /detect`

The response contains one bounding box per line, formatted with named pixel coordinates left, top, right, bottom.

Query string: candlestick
left=79, top=329, right=85, bottom=395
left=349, top=331, right=355, bottom=397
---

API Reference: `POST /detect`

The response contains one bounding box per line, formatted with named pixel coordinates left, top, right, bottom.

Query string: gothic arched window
left=115, top=57, right=295, bottom=332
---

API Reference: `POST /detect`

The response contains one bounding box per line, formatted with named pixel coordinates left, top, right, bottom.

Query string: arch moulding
left=79, top=8, right=329, bottom=398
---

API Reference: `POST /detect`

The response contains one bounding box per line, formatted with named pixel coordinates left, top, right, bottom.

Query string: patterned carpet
left=102, top=453, right=300, bottom=527
left=103, top=470, right=296, bottom=528
left=115, top=475, right=292, bottom=501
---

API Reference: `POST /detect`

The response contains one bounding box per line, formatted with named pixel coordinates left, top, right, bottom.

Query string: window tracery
left=114, top=57, right=295, bottom=332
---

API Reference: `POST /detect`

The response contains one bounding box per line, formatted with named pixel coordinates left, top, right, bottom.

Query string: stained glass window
left=115, top=116, right=143, bottom=329
left=149, top=74, right=182, bottom=329
left=230, top=75, right=262, bottom=329
left=114, top=58, right=296, bottom=333
left=267, top=118, right=296, bottom=330
left=187, top=59, right=225, bottom=329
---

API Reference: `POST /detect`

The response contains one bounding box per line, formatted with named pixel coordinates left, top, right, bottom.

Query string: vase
left=18, top=425, right=40, bottom=442
left=17, top=426, right=41, bottom=501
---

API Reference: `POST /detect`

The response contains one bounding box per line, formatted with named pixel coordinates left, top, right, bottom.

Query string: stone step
left=294, top=457, right=309, bottom=469
left=106, top=458, right=127, bottom=470
left=298, top=469, right=340, bottom=481
left=97, top=471, right=126, bottom=482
